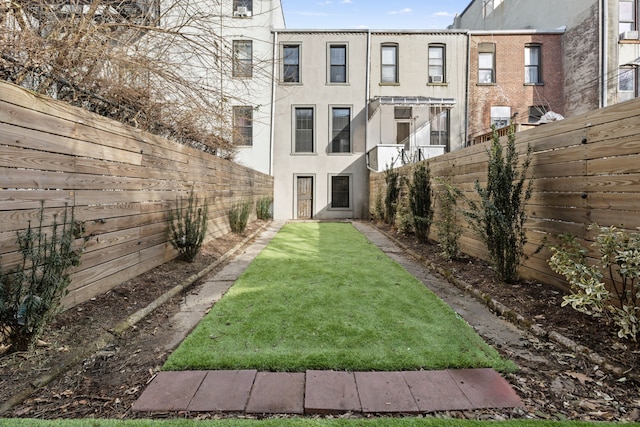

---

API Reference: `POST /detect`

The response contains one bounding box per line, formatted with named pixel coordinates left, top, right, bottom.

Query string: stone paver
left=304, top=370, right=361, bottom=414
left=131, top=370, right=206, bottom=412
left=188, top=370, right=257, bottom=412
left=354, top=371, right=420, bottom=414
left=245, top=372, right=305, bottom=414
left=402, top=370, right=474, bottom=412
left=449, top=368, right=524, bottom=409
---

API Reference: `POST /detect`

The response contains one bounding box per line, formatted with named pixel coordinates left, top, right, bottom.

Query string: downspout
left=270, top=30, right=278, bottom=176
left=464, top=30, right=471, bottom=147
left=366, top=30, right=376, bottom=172
left=601, top=0, right=608, bottom=108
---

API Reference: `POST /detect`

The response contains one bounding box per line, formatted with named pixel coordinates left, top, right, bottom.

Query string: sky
left=280, top=0, right=473, bottom=30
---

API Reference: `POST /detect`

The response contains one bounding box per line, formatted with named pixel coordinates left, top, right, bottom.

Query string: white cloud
left=433, top=11, right=455, bottom=17
left=388, top=8, right=413, bottom=15
left=341, top=0, right=353, bottom=3
left=317, top=1, right=332, bottom=5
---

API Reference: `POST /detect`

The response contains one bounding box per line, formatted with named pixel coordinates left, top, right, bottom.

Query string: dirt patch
left=1, top=219, right=639, bottom=422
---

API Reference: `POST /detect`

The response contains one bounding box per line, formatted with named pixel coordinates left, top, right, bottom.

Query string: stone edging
left=0, top=222, right=271, bottom=415
left=373, top=225, right=639, bottom=385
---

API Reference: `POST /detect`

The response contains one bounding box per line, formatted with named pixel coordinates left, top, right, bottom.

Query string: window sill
left=427, top=82, right=448, bottom=86
left=328, top=152, right=353, bottom=156
left=291, top=152, right=318, bottom=156
left=326, top=82, right=350, bottom=86
left=379, top=82, right=400, bottom=86
left=524, top=83, right=544, bottom=86
left=281, top=81, right=303, bottom=85
left=328, top=207, right=352, bottom=211
left=476, top=82, right=496, bottom=86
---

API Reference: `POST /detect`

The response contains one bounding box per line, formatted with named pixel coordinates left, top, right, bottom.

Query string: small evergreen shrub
left=370, top=187, right=385, bottom=222
left=384, top=165, right=401, bottom=225
left=408, top=162, right=433, bottom=242
left=229, top=199, right=252, bottom=234
left=256, top=197, right=273, bottom=220
left=549, top=224, right=640, bottom=340
left=394, top=193, right=413, bottom=236
left=465, top=124, right=533, bottom=283
left=168, top=189, right=208, bottom=262
left=0, top=203, right=84, bottom=352
left=436, top=178, right=463, bottom=260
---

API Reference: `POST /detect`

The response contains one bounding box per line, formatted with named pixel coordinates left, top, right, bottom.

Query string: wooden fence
left=371, top=97, right=640, bottom=293
left=0, top=81, right=273, bottom=308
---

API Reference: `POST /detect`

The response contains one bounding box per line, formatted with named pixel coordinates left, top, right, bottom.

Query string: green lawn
left=164, top=222, right=515, bottom=372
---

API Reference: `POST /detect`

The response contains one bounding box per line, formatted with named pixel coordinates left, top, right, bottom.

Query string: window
left=331, top=176, right=350, bottom=208
left=430, top=109, right=449, bottom=146
left=491, top=106, right=511, bottom=129
left=620, top=0, right=636, bottom=34
left=283, top=44, right=300, bottom=83
left=331, top=107, right=351, bottom=153
left=478, top=43, right=495, bottom=84
left=233, top=0, right=253, bottom=16
left=525, top=44, right=542, bottom=84
left=381, top=44, right=398, bottom=84
left=620, top=66, right=637, bottom=92
left=233, top=106, right=253, bottom=145
left=428, top=44, right=445, bottom=83
left=329, top=44, right=347, bottom=83
left=528, top=106, right=548, bottom=123
left=295, top=107, right=314, bottom=153
left=394, top=107, right=412, bottom=119
left=233, top=40, right=252, bottom=77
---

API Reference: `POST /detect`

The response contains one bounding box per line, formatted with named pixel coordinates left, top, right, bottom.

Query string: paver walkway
left=133, top=368, right=523, bottom=414
left=132, top=221, right=525, bottom=415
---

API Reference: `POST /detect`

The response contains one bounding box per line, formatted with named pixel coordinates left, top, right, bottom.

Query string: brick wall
left=468, top=33, right=565, bottom=142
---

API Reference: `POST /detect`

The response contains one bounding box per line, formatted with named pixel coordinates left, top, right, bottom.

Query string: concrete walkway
left=132, top=221, right=525, bottom=415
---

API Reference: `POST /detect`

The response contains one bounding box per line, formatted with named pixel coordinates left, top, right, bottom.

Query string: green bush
left=384, top=165, right=401, bottom=225
left=168, top=189, right=208, bottom=262
left=229, top=199, right=252, bottom=234
left=465, top=124, right=533, bottom=283
left=256, top=197, right=273, bottom=220
left=408, top=162, right=433, bottom=242
left=0, top=203, right=84, bottom=352
left=435, top=178, right=463, bottom=260
left=549, top=224, right=640, bottom=340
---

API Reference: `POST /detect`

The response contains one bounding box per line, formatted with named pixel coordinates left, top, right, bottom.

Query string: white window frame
left=329, top=106, right=352, bottom=154
left=328, top=43, right=348, bottom=84
left=282, top=43, right=301, bottom=83
left=233, top=40, right=253, bottom=78
left=381, top=43, right=399, bottom=84
left=293, top=106, right=315, bottom=154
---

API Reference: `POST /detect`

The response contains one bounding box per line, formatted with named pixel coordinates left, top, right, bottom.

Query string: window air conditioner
left=431, top=75, right=444, bottom=83
left=621, top=31, right=639, bottom=40
left=234, top=6, right=251, bottom=17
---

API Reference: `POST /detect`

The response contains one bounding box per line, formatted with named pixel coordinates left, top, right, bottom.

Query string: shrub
left=549, top=224, right=640, bottom=340
left=256, top=197, right=273, bottom=220
left=229, top=199, right=252, bottom=234
left=435, top=178, right=463, bottom=260
left=168, top=189, right=208, bottom=262
left=465, top=124, right=533, bottom=283
left=408, top=162, right=433, bottom=242
left=0, top=203, right=84, bottom=352
left=394, top=193, right=413, bottom=236
left=371, top=187, right=385, bottom=222
left=384, top=165, right=401, bottom=225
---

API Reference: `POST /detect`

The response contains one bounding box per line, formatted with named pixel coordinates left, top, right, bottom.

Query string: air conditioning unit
left=431, top=75, right=444, bottom=84
left=621, top=31, right=640, bottom=40
left=234, top=6, right=251, bottom=17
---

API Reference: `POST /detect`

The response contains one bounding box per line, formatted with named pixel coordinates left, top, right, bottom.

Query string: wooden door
left=297, top=176, right=313, bottom=219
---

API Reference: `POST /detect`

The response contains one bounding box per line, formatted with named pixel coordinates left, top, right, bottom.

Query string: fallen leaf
left=566, top=371, right=593, bottom=385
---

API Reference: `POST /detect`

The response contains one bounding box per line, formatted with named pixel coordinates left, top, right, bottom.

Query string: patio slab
left=245, top=372, right=306, bottom=414
left=449, top=368, right=524, bottom=409
left=304, top=370, right=361, bottom=414
left=402, top=370, right=474, bottom=412
left=354, top=371, right=420, bottom=414
left=131, top=370, right=207, bottom=412
left=188, top=369, right=257, bottom=412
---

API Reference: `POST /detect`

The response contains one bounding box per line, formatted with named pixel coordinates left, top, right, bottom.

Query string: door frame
left=293, top=174, right=315, bottom=219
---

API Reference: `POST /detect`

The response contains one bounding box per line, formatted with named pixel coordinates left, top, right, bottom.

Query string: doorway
left=296, top=176, right=313, bottom=219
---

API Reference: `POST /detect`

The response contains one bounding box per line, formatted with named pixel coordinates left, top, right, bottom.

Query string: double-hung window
left=233, top=40, right=253, bottom=77
left=524, top=44, right=542, bottom=84
left=331, top=176, right=350, bottom=209
left=283, top=44, right=300, bottom=83
left=295, top=107, right=314, bottom=153
left=381, top=44, right=398, bottom=84
left=233, top=106, right=253, bottom=146
left=620, top=0, right=637, bottom=34
left=329, top=44, right=347, bottom=83
left=330, top=107, right=351, bottom=153
left=428, top=44, right=445, bottom=84
left=478, top=43, right=495, bottom=84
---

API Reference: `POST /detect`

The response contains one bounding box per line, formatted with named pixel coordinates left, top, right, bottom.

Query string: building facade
left=455, top=0, right=640, bottom=116
left=467, top=31, right=565, bottom=144
left=271, top=30, right=470, bottom=221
